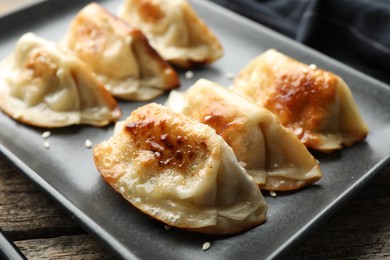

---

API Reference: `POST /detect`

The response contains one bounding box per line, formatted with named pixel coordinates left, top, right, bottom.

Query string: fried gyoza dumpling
left=231, top=49, right=368, bottom=152
left=166, top=79, right=322, bottom=191
left=118, top=0, right=223, bottom=68
left=0, top=33, right=121, bottom=127
left=61, top=3, right=179, bottom=101
left=93, top=103, right=267, bottom=234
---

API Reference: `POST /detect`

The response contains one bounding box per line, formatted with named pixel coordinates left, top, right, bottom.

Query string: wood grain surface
left=1, top=155, right=389, bottom=259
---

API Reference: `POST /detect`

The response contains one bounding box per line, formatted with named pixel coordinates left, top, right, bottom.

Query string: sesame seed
left=105, top=84, right=112, bottom=91
left=37, top=55, right=47, bottom=63
left=85, top=139, right=93, bottom=149
left=42, top=131, right=51, bottom=139
left=204, top=115, right=212, bottom=121
left=13, top=112, right=22, bottom=119
left=56, top=68, right=64, bottom=78
left=309, top=64, right=317, bottom=70
left=185, top=70, right=194, bottom=79
left=293, top=127, right=303, bottom=136
left=202, top=242, right=211, bottom=251
left=238, top=161, right=247, bottom=168
left=226, top=72, right=235, bottom=80
left=269, top=191, right=277, bottom=198
left=44, top=141, right=50, bottom=149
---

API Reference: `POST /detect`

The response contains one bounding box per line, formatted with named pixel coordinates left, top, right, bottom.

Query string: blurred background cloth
left=210, top=0, right=390, bottom=86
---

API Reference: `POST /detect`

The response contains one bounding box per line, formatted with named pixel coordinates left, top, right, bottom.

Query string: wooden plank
left=286, top=167, right=390, bottom=259
left=15, top=234, right=115, bottom=260
left=0, top=158, right=83, bottom=240
left=286, top=196, right=390, bottom=259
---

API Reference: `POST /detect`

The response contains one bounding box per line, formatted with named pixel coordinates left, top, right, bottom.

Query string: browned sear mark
left=25, top=50, right=57, bottom=79
left=265, top=62, right=337, bottom=134
left=137, top=0, right=164, bottom=23
left=125, top=112, right=207, bottom=172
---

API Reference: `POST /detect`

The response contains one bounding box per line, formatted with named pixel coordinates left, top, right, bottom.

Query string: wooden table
left=0, top=154, right=389, bottom=259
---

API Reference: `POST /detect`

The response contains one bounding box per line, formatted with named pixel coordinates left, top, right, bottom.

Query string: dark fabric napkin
left=210, top=0, right=390, bottom=86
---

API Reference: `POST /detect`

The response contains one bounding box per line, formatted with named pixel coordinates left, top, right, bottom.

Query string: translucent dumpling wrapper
left=61, top=3, right=180, bottom=101
left=0, top=33, right=121, bottom=128
left=231, top=49, right=369, bottom=152
left=166, top=79, right=322, bottom=191
left=93, top=103, right=267, bottom=234
left=118, top=0, right=223, bottom=68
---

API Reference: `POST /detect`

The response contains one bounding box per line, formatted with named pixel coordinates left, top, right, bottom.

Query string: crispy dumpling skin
left=231, top=49, right=369, bottom=152
left=118, top=0, right=223, bottom=68
left=61, top=3, right=179, bottom=101
left=166, top=79, right=322, bottom=191
left=0, top=33, right=121, bottom=127
left=93, top=103, right=267, bottom=234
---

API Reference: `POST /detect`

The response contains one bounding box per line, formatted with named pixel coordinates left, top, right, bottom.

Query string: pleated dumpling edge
left=93, top=103, right=267, bottom=235
left=0, top=33, right=121, bottom=128
left=60, top=2, right=180, bottom=101
left=231, top=49, right=368, bottom=152
left=166, top=79, right=323, bottom=191
left=118, top=0, right=223, bottom=68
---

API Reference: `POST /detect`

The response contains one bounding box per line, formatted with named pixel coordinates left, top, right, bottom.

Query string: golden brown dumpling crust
left=94, top=103, right=267, bottom=234
left=232, top=49, right=368, bottom=152
left=166, top=79, right=323, bottom=191
left=123, top=106, right=212, bottom=175
left=189, top=96, right=247, bottom=149
left=95, top=104, right=217, bottom=188
left=137, top=0, right=165, bottom=23
left=62, top=3, right=179, bottom=101
left=262, top=59, right=337, bottom=135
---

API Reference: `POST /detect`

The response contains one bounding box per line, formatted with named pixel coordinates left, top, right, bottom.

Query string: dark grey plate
left=1, top=0, right=390, bottom=259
